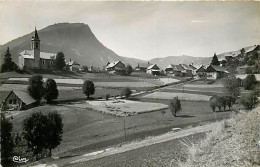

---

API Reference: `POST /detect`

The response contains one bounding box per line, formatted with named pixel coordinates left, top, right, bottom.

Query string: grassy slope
left=179, top=105, right=260, bottom=167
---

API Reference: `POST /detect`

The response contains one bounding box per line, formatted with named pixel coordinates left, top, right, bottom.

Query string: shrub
left=82, top=80, right=95, bottom=99
left=240, top=93, right=258, bottom=110
left=125, top=65, right=133, bottom=75
left=207, top=80, right=215, bottom=85
left=105, top=94, right=110, bottom=100
left=243, top=74, right=257, bottom=90
left=169, top=97, right=182, bottom=117
left=121, top=87, right=132, bottom=99
left=209, top=96, right=217, bottom=112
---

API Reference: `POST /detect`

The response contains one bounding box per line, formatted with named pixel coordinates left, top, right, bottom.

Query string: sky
left=0, top=1, right=259, bottom=60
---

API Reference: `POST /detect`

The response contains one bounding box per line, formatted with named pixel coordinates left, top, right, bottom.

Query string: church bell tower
left=31, top=27, right=40, bottom=68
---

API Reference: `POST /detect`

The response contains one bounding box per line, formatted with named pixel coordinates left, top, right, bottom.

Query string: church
left=18, top=28, right=57, bottom=70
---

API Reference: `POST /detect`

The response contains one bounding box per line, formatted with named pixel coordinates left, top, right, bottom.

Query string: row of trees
left=1, top=112, right=63, bottom=166
left=28, top=75, right=58, bottom=103
left=210, top=95, right=236, bottom=112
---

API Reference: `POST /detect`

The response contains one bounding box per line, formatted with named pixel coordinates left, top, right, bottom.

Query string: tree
left=22, top=112, right=63, bottom=159
left=211, top=53, right=220, bottom=66
left=45, top=112, right=63, bottom=156
left=224, top=75, right=241, bottom=98
left=1, top=114, right=14, bottom=166
left=216, top=96, right=226, bottom=111
left=246, top=67, right=252, bottom=74
left=27, top=74, right=44, bottom=101
left=54, top=52, right=66, bottom=70
left=44, top=78, right=59, bottom=103
left=82, top=80, right=95, bottom=99
left=121, top=87, right=132, bottom=99
left=169, top=97, right=182, bottom=117
left=224, top=96, right=236, bottom=110
left=82, top=66, right=88, bottom=72
left=125, top=65, right=133, bottom=75
left=243, top=74, right=257, bottom=90
left=1, top=47, right=17, bottom=73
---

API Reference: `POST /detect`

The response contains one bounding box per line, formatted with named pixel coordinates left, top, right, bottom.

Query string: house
left=189, top=64, right=198, bottom=76
left=67, top=59, right=80, bottom=72
left=147, top=64, right=160, bottom=75
left=18, top=28, right=57, bottom=70
left=179, top=64, right=193, bottom=77
left=244, top=45, right=260, bottom=56
left=135, top=62, right=150, bottom=72
left=205, top=64, right=228, bottom=79
left=196, top=65, right=207, bottom=78
left=165, top=64, right=181, bottom=76
left=106, top=61, right=126, bottom=74
left=3, top=91, right=38, bottom=110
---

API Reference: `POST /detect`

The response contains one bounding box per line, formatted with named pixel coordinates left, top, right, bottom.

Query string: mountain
left=0, top=23, right=146, bottom=68
left=149, top=55, right=212, bottom=69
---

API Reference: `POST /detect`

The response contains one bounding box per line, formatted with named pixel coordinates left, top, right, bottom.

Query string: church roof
left=19, top=50, right=56, bottom=60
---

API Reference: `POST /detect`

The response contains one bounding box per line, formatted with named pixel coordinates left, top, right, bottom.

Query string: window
left=50, top=61, right=53, bottom=65
left=13, top=99, right=17, bottom=104
left=9, top=99, right=12, bottom=104
left=42, top=60, right=45, bottom=65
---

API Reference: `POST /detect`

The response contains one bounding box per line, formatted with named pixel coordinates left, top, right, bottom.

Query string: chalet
left=205, top=64, right=228, bottom=79
left=189, top=64, right=197, bottom=76
left=196, top=65, right=207, bottom=78
left=147, top=64, right=160, bottom=75
left=165, top=64, right=181, bottom=76
left=67, top=60, right=80, bottom=72
left=18, top=28, right=57, bottom=70
left=135, top=62, right=150, bottom=72
left=3, top=91, right=38, bottom=110
left=106, top=61, right=126, bottom=74
left=179, top=64, right=193, bottom=77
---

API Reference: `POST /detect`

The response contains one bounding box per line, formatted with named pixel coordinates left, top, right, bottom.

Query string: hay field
left=143, top=92, right=211, bottom=101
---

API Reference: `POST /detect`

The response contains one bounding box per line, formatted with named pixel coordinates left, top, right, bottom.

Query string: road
left=31, top=121, right=222, bottom=167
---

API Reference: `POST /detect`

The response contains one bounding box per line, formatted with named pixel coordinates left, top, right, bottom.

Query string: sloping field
left=179, top=106, right=260, bottom=167
left=70, top=99, right=168, bottom=116
left=143, top=92, right=211, bottom=101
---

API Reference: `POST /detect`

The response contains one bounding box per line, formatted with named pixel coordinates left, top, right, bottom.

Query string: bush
left=243, top=74, right=257, bottom=90
left=121, top=87, right=132, bottom=99
left=207, top=80, right=215, bottom=85
left=209, top=96, right=217, bottom=112
left=169, top=97, right=182, bottom=117
left=105, top=94, right=110, bottom=100
left=240, top=93, right=258, bottom=110
left=125, top=65, right=133, bottom=75
left=82, top=80, right=95, bottom=99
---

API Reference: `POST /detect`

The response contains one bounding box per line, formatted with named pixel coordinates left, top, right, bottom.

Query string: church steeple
left=31, top=27, right=40, bottom=50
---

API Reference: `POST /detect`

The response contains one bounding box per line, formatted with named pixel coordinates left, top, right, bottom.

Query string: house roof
left=106, top=61, right=125, bottom=69
left=147, top=64, right=160, bottom=70
left=196, top=65, right=206, bottom=72
left=206, top=65, right=228, bottom=72
left=180, top=64, right=193, bottom=70
left=19, top=50, right=56, bottom=60
left=189, top=64, right=197, bottom=70
left=165, top=64, right=181, bottom=71
left=67, top=60, right=80, bottom=66
left=6, top=91, right=37, bottom=105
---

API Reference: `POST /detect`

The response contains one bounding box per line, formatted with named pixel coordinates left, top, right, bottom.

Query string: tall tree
left=82, top=80, right=95, bottom=99
left=27, top=74, right=44, bottom=101
left=224, top=75, right=241, bottom=98
left=54, top=52, right=66, bottom=70
left=1, top=114, right=14, bottom=166
left=125, top=65, right=133, bottom=75
left=44, top=78, right=59, bottom=103
left=1, top=47, right=17, bottom=72
left=211, top=53, right=220, bottom=66
left=45, top=112, right=63, bottom=156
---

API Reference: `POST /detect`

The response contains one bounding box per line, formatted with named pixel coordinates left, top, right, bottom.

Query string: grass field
left=72, top=99, right=168, bottom=116
left=143, top=92, right=211, bottom=101
left=8, top=99, right=232, bottom=157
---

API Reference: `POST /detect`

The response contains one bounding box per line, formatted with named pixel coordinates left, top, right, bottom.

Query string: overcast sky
left=0, top=1, right=259, bottom=60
